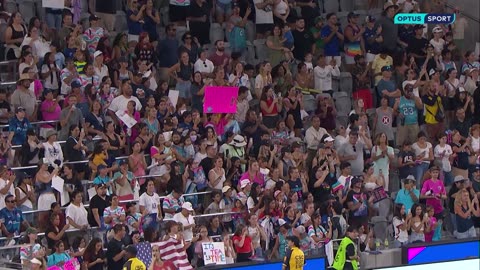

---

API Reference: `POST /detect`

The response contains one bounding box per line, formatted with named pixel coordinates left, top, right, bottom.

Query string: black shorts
left=169, top=5, right=189, bottom=22
left=256, top=23, right=274, bottom=35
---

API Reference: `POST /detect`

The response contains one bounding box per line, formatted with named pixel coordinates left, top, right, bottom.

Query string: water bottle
left=384, top=238, right=389, bottom=249
left=375, top=239, right=381, bottom=250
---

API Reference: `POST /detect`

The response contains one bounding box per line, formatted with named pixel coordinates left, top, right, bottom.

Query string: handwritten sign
left=115, top=110, right=137, bottom=128
left=42, top=0, right=64, bottom=9
left=202, top=242, right=226, bottom=265
left=369, top=186, right=388, bottom=203
left=203, top=86, right=239, bottom=114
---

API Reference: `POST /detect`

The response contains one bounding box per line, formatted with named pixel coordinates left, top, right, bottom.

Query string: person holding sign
left=282, top=236, right=305, bottom=270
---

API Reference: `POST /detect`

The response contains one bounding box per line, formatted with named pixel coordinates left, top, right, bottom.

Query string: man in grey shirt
left=376, top=4, right=399, bottom=53
left=337, top=130, right=372, bottom=176
left=58, top=95, right=84, bottom=140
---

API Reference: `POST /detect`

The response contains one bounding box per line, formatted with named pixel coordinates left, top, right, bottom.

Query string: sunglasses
left=7, top=200, right=16, bottom=203
left=352, top=145, right=357, bottom=152
left=185, top=36, right=192, bottom=39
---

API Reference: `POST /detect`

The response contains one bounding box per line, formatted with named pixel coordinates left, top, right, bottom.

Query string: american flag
left=153, top=238, right=193, bottom=270
left=136, top=242, right=153, bottom=267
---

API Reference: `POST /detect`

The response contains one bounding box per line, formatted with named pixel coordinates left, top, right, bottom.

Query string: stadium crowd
left=0, top=0, right=479, bottom=269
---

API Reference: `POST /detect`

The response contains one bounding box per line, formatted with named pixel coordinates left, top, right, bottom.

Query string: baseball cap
left=475, top=165, right=480, bottom=171
left=182, top=202, right=194, bottom=211
left=314, top=16, right=324, bottom=25
left=430, top=165, right=440, bottom=172
left=428, top=68, right=439, bottom=76
left=365, top=15, right=376, bottom=23
left=71, top=80, right=82, bottom=88
left=89, top=14, right=100, bottom=21
left=432, top=26, right=443, bottom=33
left=458, top=86, right=466, bottom=93
left=93, top=50, right=103, bottom=58
left=404, top=175, right=416, bottom=182
left=323, top=136, right=335, bottom=143
left=347, top=12, right=359, bottom=19
left=30, top=258, right=43, bottom=265
left=381, top=65, right=392, bottom=72
left=454, top=175, right=467, bottom=183
left=240, top=179, right=251, bottom=189
left=222, top=186, right=232, bottom=193
left=15, top=106, right=26, bottom=113
left=351, top=176, right=363, bottom=186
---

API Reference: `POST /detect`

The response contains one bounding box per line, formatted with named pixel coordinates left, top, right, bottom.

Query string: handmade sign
left=203, top=86, right=239, bottom=113
left=168, top=90, right=180, bottom=107
left=202, top=242, right=227, bottom=265
left=369, top=186, right=388, bottom=203
left=115, top=110, right=137, bottom=128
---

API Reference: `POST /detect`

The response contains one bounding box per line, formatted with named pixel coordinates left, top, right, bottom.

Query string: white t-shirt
left=15, top=185, right=33, bottom=209
left=139, top=192, right=161, bottom=214
left=471, top=136, right=480, bottom=153
left=314, top=65, right=340, bottom=92
left=429, top=38, right=445, bottom=55
left=393, top=216, right=409, bottom=243
left=173, top=212, right=195, bottom=241
left=108, top=95, right=142, bottom=113
left=94, top=64, right=109, bottom=82
left=411, top=142, right=433, bottom=165
left=41, top=64, right=60, bottom=90
left=434, top=144, right=453, bottom=172
left=194, top=58, right=215, bottom=74
left=65, top=203, right=89, bottom=226
left=0, top=179, right=14, bottom=210
left=254, top=0, right=274, bottom=24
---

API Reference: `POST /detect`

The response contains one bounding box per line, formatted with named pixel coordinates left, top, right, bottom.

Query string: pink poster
left=203, top=86, right=239, bottom=114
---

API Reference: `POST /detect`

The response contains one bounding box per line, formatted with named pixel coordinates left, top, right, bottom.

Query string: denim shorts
left=216, top=1, right=232, bottom=15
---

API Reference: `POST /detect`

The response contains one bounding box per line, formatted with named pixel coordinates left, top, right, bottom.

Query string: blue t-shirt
left=127, top=10, right=143, bottom=35
left=93, top=175, right=111, bottom=185
left=283, top=30, right=294, bottom=49
left=363, top=27, right=381, bottom=54
left=47, top=252, right=71, bottom=267
left=0, top=207, right=24, bottom=234
left=395, top=188, right=420, bottom=214
left=376, top=79, right=397, bottom=107
left=398, top=96, right=419, bottom=125
left=8, top=117, right=31, bottom=146
left=320, top=25, right=341, bottom=56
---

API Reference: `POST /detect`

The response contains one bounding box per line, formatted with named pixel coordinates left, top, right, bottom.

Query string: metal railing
left=17, top=188, right=210, bottom=215
left=10, top=152, right=149, bottom=171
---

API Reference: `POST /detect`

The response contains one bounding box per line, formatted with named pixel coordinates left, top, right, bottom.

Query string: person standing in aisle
left=282, top=236, right=305, bottom=270
left=332, top=226, right=360, bottom=270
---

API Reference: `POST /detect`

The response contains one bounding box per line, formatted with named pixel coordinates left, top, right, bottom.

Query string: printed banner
left=202, top=242, right=227, bottom=265
left=203, top=86, right=239, bottom=114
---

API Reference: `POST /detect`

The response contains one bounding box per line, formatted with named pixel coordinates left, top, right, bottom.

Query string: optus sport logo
left=394, top=13, right=456, bottom=24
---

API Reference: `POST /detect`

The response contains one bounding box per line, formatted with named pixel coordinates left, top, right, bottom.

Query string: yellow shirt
left=122, top=257, right=146, bottom=270
left=424, top=95, right=442, bottom=124
left=283, top=246, right=305, bottom=270
left=372, top=55, right=393, bottom=85
left=92, top=152, right=107, bottom=167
